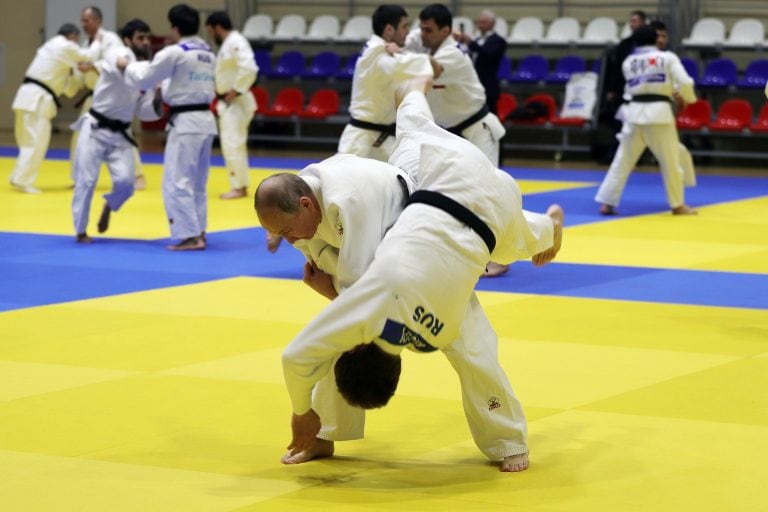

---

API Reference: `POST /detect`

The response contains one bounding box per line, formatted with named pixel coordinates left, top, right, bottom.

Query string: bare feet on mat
left=134, top=174, right=146, bottom=191
left=97, top=203, right=111, bottom=233
left=599, top=204, right=617, bottom=215
left=532, top=204, right=563, bottom=267
left=281, top=439, right=334, bottom=465
left=167, top=236, right=206, bottom=251
left=267, top=232, right=283, bottom=253
left=482, top=261, right=509, bottom=277
left=220, top=187, right=247, bottom=200
left=10, top=181, right=42, bottom=194
left=500, top=453, right=529, bottom=472
left=672, top=204, right=697, bottom=215
left=76, top=233, right=92, bottom=244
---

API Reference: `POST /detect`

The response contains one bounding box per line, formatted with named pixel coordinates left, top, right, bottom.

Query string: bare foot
left=267, top=233, right=283, bottom=253
left=395, top=75, right=433, bottom=107
left=281, top=438, right=334, bottom=465
left=599, top=204, right=617, bottom=215
left=500, top=452, right=529, bottom=472
left=672, top=204, right=697, bottom=215
left=532, top=204, right=563, bottom=267
left=482, top=261, right=509, bottom=278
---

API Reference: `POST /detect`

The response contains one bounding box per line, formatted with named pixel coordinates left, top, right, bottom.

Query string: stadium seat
left=509, top=93, right=556, bottom=125
left=681, top=57, right=699, bottom=82
left=262, top=87, right=305, bottom=117
left=592, top=58, right=602, bottom=74
left=509, top=55, right=548, bottom=83
left=266, top=50, right=305, bottom=79
left=299, top=89, right=340, bottom=118
left=579, top=17, right=618, bottom=44
left=493, top=18, right=509, bottom=40
left=496, top=93, right=517, bottom=123
left=750, top=103, right=768, bottom=133
left=242, top=14, right=272, bottom=40
left=497, top=55, right=513, bottom=82
left=508, top=17, right=544, bottom=44
left=336, top=53, right=360, bottom=80
left=251, top=86, right=269, bottom=113
left=708, top=99, right=753, bottom=132
left=541, top=17, right=581, bottom=45
left=336, top=16, right=372, bottom=42
left=301, top=51, right=341, bottom=79
left=453, top=16, right=475, bottom=37
left=683, top=18, right=726, bottom=46
left=698, top=58, right=738, bottom=88
left=620, top=21, right=632, bottom=39
left=270, top=14, right=306, bottom=41
left=676, top=99, right=712, bottom=130
left=737, top=60, right=768, bottom=89
left=254, top=50, right=272, bottom=76
left=302, top=15, right=340, bottom=41
left=545, top=55, right=586, bottom=84
left=724, top=18, right=765, bottom=47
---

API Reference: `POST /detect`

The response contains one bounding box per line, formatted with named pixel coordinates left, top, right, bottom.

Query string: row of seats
left=249, top=86, right=340, bottom=118
left=682, top=58, right=768, bottom=89
left=677, top=99, right=768, bottom=132
left=255, top=50, right=358, bottom=80
left=243, top=13, right=768, bottom=47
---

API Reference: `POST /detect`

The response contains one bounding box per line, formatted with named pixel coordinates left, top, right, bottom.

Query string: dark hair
left=205, top=11, right=233, bottom=31
left=254, top=173, right=314, bottom=215
left=83, top=6, right=103, bottom=21
left=649, top=20, right=667, bottom=32
left=372, top=5, right=407, bottom=36
left=168, top=4, right=200, bottom=36
left=419, top=3, right=452, bottom=29
left=633, top=25, right=657, bottom=46
left=335, top=343, right=401, bottom=409
left=121, top=19, right=151, bottom=40
left=631, top=10, right=647, bottom=21
left=58, top=23, right=80, bottom=37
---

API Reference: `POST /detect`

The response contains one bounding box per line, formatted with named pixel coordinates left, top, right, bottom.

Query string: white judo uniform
left=71, top=46, right=159, bottom=236
left=126, top=37, right=217, bottom=241
left=283, top=92, right=555, bottom=460
left=426, top=35, right=506, bottom=165
left=214, top=30, right=257, bottom=190
left=10, top=35, right=98, bottom=189
left=337, top=34, right=433, bottom=161
left=595, top=45, right=696, bottom=209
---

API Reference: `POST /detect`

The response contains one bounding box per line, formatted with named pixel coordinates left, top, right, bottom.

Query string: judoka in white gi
left=119, top=4, right=217, bottom=250
left=205, top=11, right=257, bottom=200
left=417, top=4, right=510, bottom=277
left=70, top=6, right=130, bottom=183
left=337, top=5, right=435, bottom=162
left=71, top=19, right=159, bottom=243
left=256, top=78, right=563, bottom=472
left=9, top=24, right=98, bottom=194
left=595, top=25, right=697, bottom=215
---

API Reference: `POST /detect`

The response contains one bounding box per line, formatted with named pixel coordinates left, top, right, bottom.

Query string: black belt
left=23, top=77, right=61, bottom=109
left=631, top=94, right=673, bottom=104
left=167, top=103, right=211, bottom=125
left=349, top=117, right=396, bottom=148
left=405, top=190, right=496, bottom=253
left=396, top=175, right=410, bottom=208
left=88, top=109, right=137, bottom=147
left=447, top=104, right=489, bottom=136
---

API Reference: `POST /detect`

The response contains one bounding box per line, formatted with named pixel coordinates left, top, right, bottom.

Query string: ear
left=298, top=196, right=313, bottom=210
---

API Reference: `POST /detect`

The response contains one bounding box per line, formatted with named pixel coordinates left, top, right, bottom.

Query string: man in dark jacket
left=455, top=10, right=507, bottom=114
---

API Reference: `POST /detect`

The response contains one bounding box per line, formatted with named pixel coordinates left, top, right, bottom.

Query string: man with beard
left=71, top=19, right=160, bottom=242
left=205, top=11, right=258, bottom=200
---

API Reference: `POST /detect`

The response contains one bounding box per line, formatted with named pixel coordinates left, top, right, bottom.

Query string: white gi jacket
left=125, top=36, right=217, bottom=135
left=214, top=30, right=257, bottom=96
left=81, top=29, right=124, bottom=90
left=12, top=35, right=99, bottom=118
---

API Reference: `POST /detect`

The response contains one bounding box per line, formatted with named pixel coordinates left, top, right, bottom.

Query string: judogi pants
left=217, top=95, right=254, bottom=189
left=337, top=124, right=395, bottom=162
left=460, top=113, right=505, bottom=167
left=163, top=130, right=213, bottom=240
left=10, top=109, right=52, bottom=187
left=595, top=122, right=685, bottom=209
left=71, top=119, right=135, bottom=234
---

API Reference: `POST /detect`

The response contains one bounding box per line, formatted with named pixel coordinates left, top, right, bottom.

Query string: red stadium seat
left=251, top=86, right=269, bottom=113
left=509, top=93, right=556, bottom=125
left=676, top=99, right=712, bottom=130
left=708, top=99, right=753, bottom=132
left=551, top=116, right=587, bottom=126
left=262, top=87, right=304, bottom=117
left=750, top=103, right=768, bottom=133
left=298, top=89, right=340, bottom=118
left=496, top=93, right=517, bottom=123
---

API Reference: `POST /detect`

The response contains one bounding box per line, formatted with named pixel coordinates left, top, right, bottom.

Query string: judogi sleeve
left=668, top=53, right=696, bottom=104
left=431, top=46, right=473, bottom=84
left=125, top=47, right=177, bottom=90
left=377, top=51, right=433, bottom=80
left=231, top=38, right=257, bottom=93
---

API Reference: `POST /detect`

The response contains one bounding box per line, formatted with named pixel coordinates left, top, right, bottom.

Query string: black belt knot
left=88, top=108, right=137, bottom=147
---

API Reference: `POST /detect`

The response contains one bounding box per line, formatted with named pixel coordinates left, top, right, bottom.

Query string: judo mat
left=1, top=147, right=767, bottom=512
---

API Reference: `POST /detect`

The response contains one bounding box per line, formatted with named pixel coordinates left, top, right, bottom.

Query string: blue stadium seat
left=301, top=51, right=341, bottom=79
left=681, top=57, right=699, bottom=82
left=737, top=59, right=768, bottom=89
left=336, top=53, right=360, bottom=80
left=545, top=55, right=586, bottom=84
left=266, top=50, right=305, bottom=79
left=497, top=55, right=513, bottom=82
left=254, top=50, right=272, bottom=76
left=591, top=58, right=602, bottom=74
left=698, top=58, right=737, bottom=88
left=509, top=55, right=548, bottom=84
